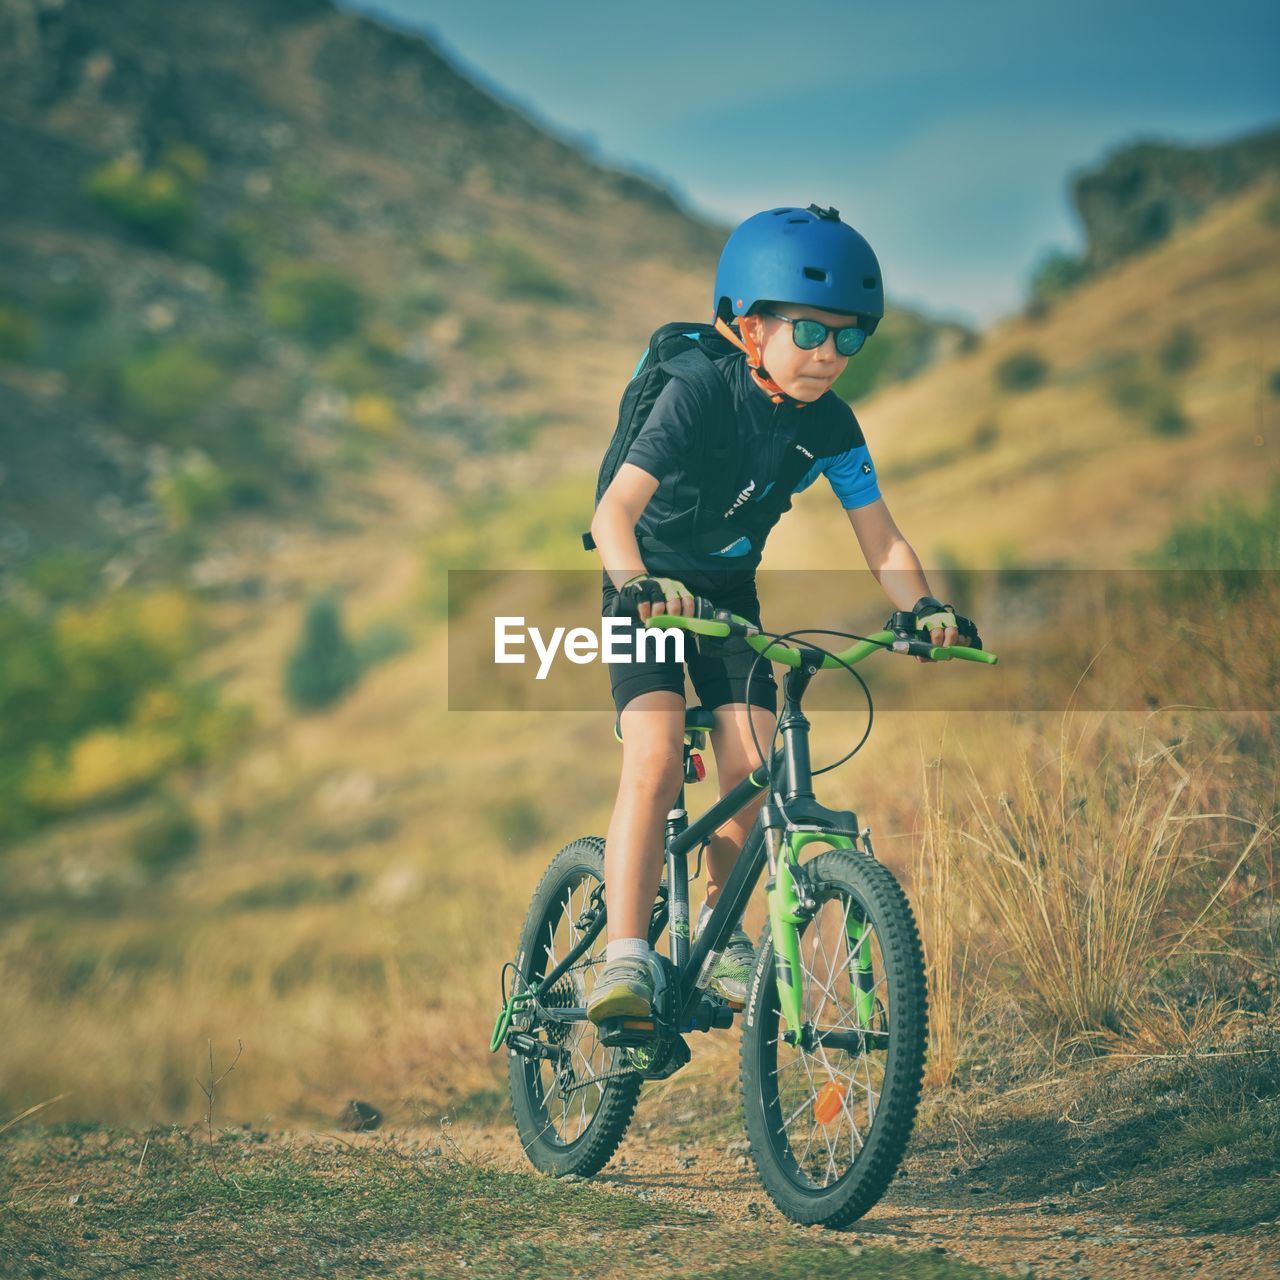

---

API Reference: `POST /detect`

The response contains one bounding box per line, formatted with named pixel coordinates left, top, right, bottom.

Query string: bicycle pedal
left=597, top=1016, right=660, bottom=1048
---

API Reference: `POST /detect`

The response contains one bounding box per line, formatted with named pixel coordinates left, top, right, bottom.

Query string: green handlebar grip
left=942, top=645, right=999, bottom=664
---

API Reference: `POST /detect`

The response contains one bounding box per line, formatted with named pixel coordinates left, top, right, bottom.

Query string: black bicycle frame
left=537, top=653, right=860, bottom=1028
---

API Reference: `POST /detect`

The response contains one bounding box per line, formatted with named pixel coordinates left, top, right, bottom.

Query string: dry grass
left=901, top=709, right=1278, bottom=1082
left=911, top=732, right=975, bottom=1088
left=3, top=186, right=1278, bottom=1129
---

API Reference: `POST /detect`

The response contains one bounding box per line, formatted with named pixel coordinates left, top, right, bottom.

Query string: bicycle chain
left=538, top=954, right=648, bottom=1097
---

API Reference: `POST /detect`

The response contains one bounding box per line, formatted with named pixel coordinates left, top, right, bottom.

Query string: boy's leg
left=704, top=702, right=777, bottom=908
left=587, top=681, right=685, bottom=1025
left=604, top=690, right=686, bottom=941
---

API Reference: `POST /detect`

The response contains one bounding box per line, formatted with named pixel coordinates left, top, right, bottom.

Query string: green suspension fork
left=846, top=906, right=876, bottom=1028
left=767, top=831, right=856, bottom=1039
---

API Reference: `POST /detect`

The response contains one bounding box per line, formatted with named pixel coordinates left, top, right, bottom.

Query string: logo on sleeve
left=861, top=461, right=872, bottom=475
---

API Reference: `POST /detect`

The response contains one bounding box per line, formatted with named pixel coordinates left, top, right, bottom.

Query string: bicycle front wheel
left=740, top=847, right=927, bottom=1228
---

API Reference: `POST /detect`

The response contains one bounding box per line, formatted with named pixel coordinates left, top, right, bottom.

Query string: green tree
left=284, top=594, right=360, bottom=711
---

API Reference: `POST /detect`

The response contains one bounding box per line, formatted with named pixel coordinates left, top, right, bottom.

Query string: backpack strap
left=658, top=347, right=739, bottom=530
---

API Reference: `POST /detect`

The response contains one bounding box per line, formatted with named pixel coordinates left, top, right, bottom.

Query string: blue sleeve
left=792, top=443, right=881, bottom=510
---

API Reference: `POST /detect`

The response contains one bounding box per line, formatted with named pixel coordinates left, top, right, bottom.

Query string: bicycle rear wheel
left=740, top=847, right=927, bottom=1227
left=507, top=836, right=643, bottom=1176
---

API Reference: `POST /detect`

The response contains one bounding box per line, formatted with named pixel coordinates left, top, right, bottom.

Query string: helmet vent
left=803, top=267, right=829, bottom=282
left=863, top=276, right=877, bottom=289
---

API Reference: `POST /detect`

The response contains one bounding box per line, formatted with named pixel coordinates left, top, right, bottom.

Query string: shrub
left=489, top=795, right=546, bottom=848
left=40, top=281, right=105, bottom=327
left=1149, top=398, right=1191, bottom=437
left=1107, top=365, right=1152, bottom=412
left=0, top=301, right=37, bottom=358
left=23, top=549, right=100, bottom=602
left=321, top=338, right=397, bottom=395
left=1158, top=326, right=1201, bottom=374
left=1028, top=248, right=1088, bottom=303
left=970, top=420, right=999, bottom=451
left=1140, top=476, right=1280, bottom=573
left=0, top=591, right=246, bottom=831
left=285, top=593, right=360, bottom=711
left=150, top=453, right=232, bottom=530
left=349, top=393, right=402, bottom=436
left=1268, top=367, right=1280, bottom=397
left=260, top=262, right=364, bottom=346
left=204, top=410, right=308, bottom=508
left=995, top=350, right=1049, bottom=393
left=278, top=166, right=335, bottom=212
left=391, top=279, right=448, bottom=323
left=458, top=315, right=504, bottom=360
left=481, top=238, right=572, bottom=302
left=118, top=343, right=227, bottom=435
left=83, top=152, right=198, bottom=247
left=197, top=219, right=260, bottom=290
left=131, top=795, right=201, bottom=878
left=22, top=725, right=185, bottom=812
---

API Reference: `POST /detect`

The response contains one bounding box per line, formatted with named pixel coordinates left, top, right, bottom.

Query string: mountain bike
left=489, top=601, right=997, bottom=1228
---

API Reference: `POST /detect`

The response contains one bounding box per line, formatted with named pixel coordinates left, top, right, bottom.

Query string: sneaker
left=586, top=955, right=655, bottom=1024
left=708, top=927, right=756, bottom=1007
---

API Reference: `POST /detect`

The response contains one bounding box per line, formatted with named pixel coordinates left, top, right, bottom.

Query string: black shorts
left=601, top=573, right=778, bottom=718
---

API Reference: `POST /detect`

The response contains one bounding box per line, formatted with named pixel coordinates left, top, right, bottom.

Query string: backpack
left=580, top=321, right=738, bottom=552
left=580, top=320, right=849, bottom=558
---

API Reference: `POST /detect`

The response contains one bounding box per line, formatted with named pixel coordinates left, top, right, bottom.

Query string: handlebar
left=641, top=598, right=999, bottom=669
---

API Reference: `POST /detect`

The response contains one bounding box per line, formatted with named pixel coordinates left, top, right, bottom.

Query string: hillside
left=0, top=0, right=718, bottom=566
left=1073, top=124, right=1280, bottom=270
left=769, top=177, right=1280, bottom=571
left=0, top=0, right=968, bottom=585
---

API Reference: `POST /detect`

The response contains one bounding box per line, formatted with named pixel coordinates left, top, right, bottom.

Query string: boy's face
left=740, top=304, right=860, bottom=402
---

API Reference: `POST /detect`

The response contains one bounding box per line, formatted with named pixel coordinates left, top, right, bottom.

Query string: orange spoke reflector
left=813, top=1080, right=847, bottom=1124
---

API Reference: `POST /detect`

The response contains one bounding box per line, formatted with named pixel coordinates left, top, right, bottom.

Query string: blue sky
left=342, top=0, right=1279, bottom=324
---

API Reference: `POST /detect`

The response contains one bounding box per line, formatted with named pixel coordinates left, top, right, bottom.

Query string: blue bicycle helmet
left=713, top=204, right=884, bottom=335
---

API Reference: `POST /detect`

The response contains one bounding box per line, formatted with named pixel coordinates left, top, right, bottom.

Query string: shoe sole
left=587, top=990, right=652, bottom=1023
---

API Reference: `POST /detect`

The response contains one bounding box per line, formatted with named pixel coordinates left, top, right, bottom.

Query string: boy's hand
left=909, top=596, right=981, bottom=662
left=615, top=573, right=696, bottom=622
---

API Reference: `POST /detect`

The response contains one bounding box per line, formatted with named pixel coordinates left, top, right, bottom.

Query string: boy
left=587, top=204, right=976, bottom=1023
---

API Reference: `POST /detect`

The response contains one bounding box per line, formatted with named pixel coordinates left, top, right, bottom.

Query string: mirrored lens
left=791, top=319, right=827, bottom=349
left=835, top=327, right=867, bottom=356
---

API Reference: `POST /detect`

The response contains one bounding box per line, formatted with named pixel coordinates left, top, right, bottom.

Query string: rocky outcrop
left=1072, top=125, right=1280, bottom=269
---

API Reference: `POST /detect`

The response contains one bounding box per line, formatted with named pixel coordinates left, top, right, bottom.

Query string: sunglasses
left=763, top=310, right=867, bottom=357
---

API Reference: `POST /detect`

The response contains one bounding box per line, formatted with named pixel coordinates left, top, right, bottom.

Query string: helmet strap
left=712, top=315, right=807, bottom=409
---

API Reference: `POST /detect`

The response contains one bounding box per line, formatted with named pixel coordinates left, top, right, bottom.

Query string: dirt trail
left=457, top=1118, right=1278, bottom=1279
